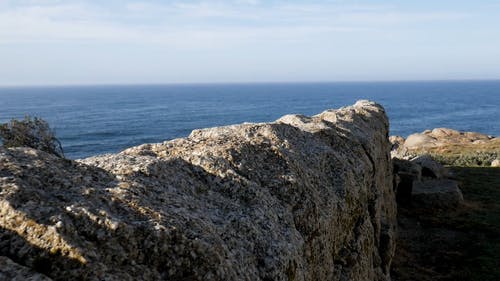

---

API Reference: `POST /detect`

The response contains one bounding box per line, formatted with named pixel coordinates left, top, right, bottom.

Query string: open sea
left=1, top=80, right=499, bottom=159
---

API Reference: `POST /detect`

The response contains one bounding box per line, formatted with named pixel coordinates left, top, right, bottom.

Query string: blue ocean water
left=1, top=81, right=499, bottom=159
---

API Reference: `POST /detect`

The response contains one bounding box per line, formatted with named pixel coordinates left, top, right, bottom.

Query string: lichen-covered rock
left=0, top=101, right=396, bottom=281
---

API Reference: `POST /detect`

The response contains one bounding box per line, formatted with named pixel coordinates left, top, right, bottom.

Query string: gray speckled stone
left=1, top=101, right=396, bottom=281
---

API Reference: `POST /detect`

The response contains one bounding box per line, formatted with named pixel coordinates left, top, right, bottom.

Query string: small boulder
left=404, top=134, right=436, bottom=149
left=412, top=179, right=464, bottom=209
left=464, top=132, right=492, bottom=142
left=410, top=155, right=448, bottom=179
left=430, top=128, right=460, bottom=138
left=492, top=159, right=500, bottom=167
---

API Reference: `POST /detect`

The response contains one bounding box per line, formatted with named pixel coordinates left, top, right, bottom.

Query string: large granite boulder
left=0, top=101, right=396, bottom=281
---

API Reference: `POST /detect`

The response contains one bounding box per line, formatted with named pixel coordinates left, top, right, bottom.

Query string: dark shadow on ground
left=391, top=166, right=500, bottom=281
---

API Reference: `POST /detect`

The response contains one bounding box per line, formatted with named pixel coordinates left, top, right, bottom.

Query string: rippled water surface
left=1, top=81, right=499, bottom=159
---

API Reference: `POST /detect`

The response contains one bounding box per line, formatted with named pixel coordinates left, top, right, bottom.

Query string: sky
left=0, top=0, right=499, bottom=86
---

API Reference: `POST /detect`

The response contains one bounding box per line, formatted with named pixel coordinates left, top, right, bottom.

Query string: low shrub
left=0, top=116, right=64, bottom=158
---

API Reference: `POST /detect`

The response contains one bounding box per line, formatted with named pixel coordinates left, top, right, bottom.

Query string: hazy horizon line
left=2, top=78, right=500, bottom=89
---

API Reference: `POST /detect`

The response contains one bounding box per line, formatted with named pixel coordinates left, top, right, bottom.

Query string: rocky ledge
left=0, top=101, right=396, bottom=281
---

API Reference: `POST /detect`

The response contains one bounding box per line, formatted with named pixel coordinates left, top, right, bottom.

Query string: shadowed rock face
left=0, top=100, right=396, bottom=281
left=0, top=256, right=52, bottom=281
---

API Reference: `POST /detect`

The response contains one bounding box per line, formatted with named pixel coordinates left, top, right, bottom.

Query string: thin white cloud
left=235, top=0, right=260, bottom=5
left=337, top=11, right=469, bottom=25
left=0, top=1, right=472, bottom=46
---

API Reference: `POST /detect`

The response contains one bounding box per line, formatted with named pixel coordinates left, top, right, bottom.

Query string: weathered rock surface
left=412, top=180, right=464, bottom=209
left=388, top=136, right=405, bottom=159
left=0, top=101, right=396, bottom=281
left=410, top=155, right=448, bottom=179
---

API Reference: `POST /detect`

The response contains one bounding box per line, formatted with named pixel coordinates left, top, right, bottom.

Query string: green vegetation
left=431, top=152, right=498, bottom=167
left=0, top=116, right=64, bottom=158
left=407, top=139, right=500, bottom=167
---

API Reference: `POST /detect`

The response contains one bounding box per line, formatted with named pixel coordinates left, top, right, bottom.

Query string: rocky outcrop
left=391, top=128, right=500, bottom=166
left=404, top=128, right=496, bottom=149
left=0, top=101, right=396, bottom=281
